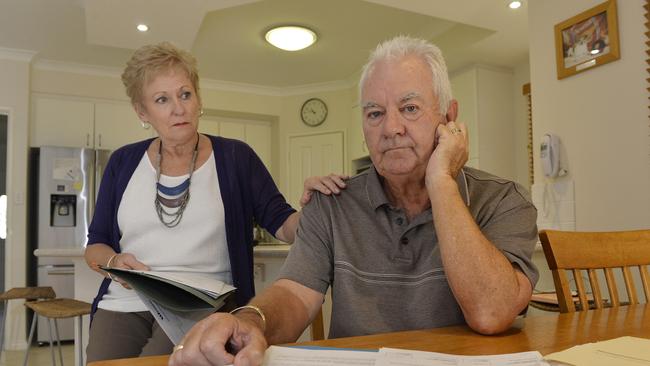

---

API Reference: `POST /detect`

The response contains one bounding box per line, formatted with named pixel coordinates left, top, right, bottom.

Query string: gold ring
left=450, top=128, right=462, bottom=134
left=173, top=344, right=184, bottom=352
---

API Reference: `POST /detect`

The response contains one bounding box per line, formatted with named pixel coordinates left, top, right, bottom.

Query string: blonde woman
left=84, top=42, right=346, bottom=362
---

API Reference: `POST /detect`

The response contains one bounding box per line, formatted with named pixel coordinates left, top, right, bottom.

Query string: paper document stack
left=261, top=345, right=550, bottom=366
left=262, top=336, right=650, bottom=365
left=102, top=267, right=235, bottom=345
left=544, top=336, right=650, bottom=366
left=376, top=348, right=549, bottom=365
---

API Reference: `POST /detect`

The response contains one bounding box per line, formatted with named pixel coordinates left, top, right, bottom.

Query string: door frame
left=0, top=108, right=10, bottom=292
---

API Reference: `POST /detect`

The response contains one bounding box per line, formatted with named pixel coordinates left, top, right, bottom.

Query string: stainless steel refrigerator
left=28, top=146, right=110, bottom=343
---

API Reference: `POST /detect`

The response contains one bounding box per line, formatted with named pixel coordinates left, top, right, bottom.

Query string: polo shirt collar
left=365, top=165, right=470, bottom=210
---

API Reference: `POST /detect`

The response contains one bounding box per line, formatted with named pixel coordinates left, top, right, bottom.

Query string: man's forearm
left=428, top=176, right=530, bottom=334
left=248, top=279, right=322, bottom=345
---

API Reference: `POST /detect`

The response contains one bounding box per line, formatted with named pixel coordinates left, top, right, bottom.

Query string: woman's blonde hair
left=121, top=42, right=200, bottom=106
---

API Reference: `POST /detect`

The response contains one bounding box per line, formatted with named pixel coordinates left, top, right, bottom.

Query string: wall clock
left=300, top=98, right=328, bottom=127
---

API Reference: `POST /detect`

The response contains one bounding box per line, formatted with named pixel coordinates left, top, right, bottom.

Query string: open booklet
left=101, top=267, right=235, bottom=345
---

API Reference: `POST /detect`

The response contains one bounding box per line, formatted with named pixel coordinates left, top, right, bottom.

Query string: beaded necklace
left=154, top=134, right=199, bottom=228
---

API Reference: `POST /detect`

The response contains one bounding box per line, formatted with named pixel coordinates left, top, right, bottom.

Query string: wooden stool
left=23, top=298, right=91, bottom=366
left=0, top=287, right=56, bottom=359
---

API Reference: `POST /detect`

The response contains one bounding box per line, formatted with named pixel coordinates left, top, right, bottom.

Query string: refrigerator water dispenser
left=50, top=194, right=76, bottom=227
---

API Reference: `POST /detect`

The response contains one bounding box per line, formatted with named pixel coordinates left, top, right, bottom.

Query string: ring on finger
left=173, top=344, right=184, bottom=353
left=450, top=127, right=462, bottom=134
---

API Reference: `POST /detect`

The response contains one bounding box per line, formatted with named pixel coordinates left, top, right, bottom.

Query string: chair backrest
left=539, top=229, right=650, bottom=313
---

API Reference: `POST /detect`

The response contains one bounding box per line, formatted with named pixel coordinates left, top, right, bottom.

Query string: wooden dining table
left=88, top=304, right=650, bottom=366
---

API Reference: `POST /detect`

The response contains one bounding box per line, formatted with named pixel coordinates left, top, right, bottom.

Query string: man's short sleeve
left=479, top=182, right=539, bottom=287
left=278, top=193, right=333, bottom=294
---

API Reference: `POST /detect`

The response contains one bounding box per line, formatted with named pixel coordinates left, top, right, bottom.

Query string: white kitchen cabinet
left=198, top=117, right=219, bottom=137
left=31, top=96, right=94, bottom=148
left=198, top=117, right=272, bottom=171
left=31, top=95, right=154, bottom=149
left=94, top=101, right=155, bottom=150
left=244, top=122, right=272, bottom=171
left=220, top=120, right=246, bottom=141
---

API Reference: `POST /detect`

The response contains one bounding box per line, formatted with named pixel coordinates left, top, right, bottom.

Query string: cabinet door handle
left=47, top=269, right=74, bottom=275
left=98, top=134, right=102, bottom=147
left=86, top=133, right=90, bottom=147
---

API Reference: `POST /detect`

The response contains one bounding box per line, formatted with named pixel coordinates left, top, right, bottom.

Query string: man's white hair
left=359, top=35, right=452, bottom=115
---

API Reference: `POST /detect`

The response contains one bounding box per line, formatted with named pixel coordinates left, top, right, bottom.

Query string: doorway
left=0, top=114, right=7, bottom=314
left=287, top=131, right=344, bottom=209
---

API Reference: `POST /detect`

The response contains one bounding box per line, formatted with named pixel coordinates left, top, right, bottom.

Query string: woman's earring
left=141, top=121, right=151, bottom=130
left=199, top=109, right=204, bottom=117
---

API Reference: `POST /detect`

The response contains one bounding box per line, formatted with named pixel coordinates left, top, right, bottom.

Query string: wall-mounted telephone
left=540, top=133, right=561, bottom=178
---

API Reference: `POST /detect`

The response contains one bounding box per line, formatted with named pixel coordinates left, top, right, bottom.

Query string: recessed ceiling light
left=265, top=26, right=317, bottom=51
left=137, top=24, right=149, bottom=32
left=508, top=1, right=522, bottom=9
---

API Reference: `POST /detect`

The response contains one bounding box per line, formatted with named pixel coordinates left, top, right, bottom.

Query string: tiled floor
left=0, top=343, right=74, bottom=366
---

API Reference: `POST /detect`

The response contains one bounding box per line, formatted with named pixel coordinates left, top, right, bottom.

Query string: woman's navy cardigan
left=86, top=135, right=295, bottom=317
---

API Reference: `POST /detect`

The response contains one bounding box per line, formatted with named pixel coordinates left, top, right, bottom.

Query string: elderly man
left=169, top=35, right=538, bottom=366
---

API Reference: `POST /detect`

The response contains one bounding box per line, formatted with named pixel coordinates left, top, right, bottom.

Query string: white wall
left=476, top=66, right=515, bottom=180
left=0, top=55, right=32, bottom=349
left=450, top=67, right=480, bottom=168
left=529, top=0, right=650, bottom=231
left=451, top=65, right=517, bottom=180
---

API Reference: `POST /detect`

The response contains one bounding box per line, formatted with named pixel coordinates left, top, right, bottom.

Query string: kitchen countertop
left=34, top=243, right=291, bottom=258
left=34, top=247, right=85, bottom=257
left=253, top=243, right=292, bottom=257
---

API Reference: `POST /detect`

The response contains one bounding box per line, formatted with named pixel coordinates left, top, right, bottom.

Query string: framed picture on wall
left=554, top=0, right=620, bottom=79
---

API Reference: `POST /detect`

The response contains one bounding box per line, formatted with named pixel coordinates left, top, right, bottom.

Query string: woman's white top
left=99, top=152, right=231, bottom=312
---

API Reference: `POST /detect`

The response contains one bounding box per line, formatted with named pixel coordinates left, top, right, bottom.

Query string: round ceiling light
left=265, top=26, right=317, bottom=51
left=137, top=24, right=149, bottom=32
left=508, top=1, right=522, bottom=9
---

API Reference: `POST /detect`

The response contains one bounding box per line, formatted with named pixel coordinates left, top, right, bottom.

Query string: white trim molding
left=33, top=59, right=123, bottom=78
left=32, top=58, right=358, bottom=96
left=0, top=47, right=37, bottom=62
left=201, top=78, right=356, bottom=97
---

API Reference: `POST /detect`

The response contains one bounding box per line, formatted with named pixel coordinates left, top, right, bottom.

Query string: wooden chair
left=0, top=287, right=56, bottom=359
left=539, top=229, right=650, bottom=313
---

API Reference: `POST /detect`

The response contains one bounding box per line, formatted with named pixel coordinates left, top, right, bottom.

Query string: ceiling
left=0, top=0, right=529, bottom=88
